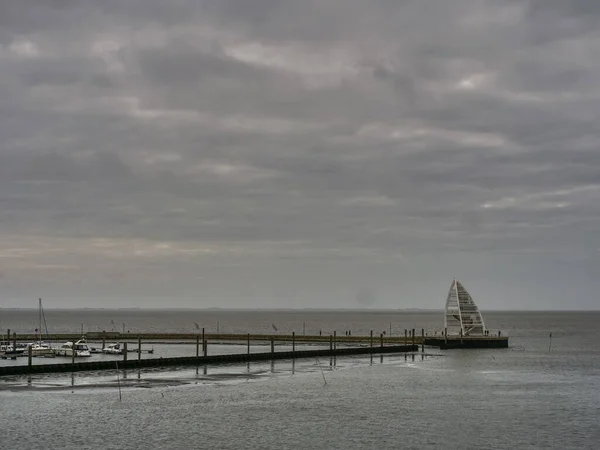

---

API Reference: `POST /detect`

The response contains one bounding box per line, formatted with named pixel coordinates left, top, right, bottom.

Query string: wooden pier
left=0, top=325, right=509, bottom=376
left=0, top=343, right=418, bottom=377
left=5, top=332, right=419, bottom=345
left=424, top=336, right=509, bottom=349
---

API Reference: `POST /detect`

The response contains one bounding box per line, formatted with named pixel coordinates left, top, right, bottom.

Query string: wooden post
left=380, top=333, right=384, bottom=349
left=123, top=342, right=128, bottom=362
left=404, top=329, right=407, bottom=344
left=460, top=328, right=463, bottom=344
left=292, top=332, right=295, bottom=355
left=303, top=322, right=306, bottom=336
left=421, top=329, right=425, bottom=352
left=138, top=336, right=142, bottom=361
left=13, top=332, right=16, bottom=351
left=196, top=335, right=200, bottom=357
left=202, top=327, right=205, bottom=344
left=270, top=337, right=274, bottom=354
left=329, top=335, right=333, bottom=351
left=370, top=330, right=374, bottom=351
left=333, top=331, right=337, bottom=350
left=72, top=339, right=75, bottom=365
left=203, top=340, right=207, bottom=356
left=412, top=329, right=415, bottom=347
left=102, top=331, right=106, bottom=351
left=28, top=345, right=32, bottom=371
left=247, top=333, right=250, bottom=355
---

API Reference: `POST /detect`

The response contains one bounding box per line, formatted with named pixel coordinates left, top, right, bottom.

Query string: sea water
left=0, top=310, right=598, bottom=449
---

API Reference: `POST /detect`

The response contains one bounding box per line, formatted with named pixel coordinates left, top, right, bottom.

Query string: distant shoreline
left=1, top=307, right=598, bottom=312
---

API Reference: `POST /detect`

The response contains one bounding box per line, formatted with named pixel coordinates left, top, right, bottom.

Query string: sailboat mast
left=38, top=298, right=42, bottom=341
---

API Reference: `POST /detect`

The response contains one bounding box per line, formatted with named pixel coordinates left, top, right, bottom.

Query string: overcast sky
left=1, top=1, right=599, bottom=310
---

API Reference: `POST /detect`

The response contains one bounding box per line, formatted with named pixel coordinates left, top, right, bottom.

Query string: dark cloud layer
left=1, top=0, right=600, bottom=309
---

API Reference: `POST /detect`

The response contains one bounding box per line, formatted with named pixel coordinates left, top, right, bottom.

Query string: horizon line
left=1, top=307, right=599, bottom=312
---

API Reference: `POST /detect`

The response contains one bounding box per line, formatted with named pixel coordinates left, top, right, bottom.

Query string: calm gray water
left=1, top=309, right=599, bottom=449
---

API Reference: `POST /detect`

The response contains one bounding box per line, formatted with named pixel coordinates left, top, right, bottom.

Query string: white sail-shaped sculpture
left=444, top=278, right=486, bottom=336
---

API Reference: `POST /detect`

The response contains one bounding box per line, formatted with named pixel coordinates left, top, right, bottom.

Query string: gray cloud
left=1, top=0, right=600, bottom=309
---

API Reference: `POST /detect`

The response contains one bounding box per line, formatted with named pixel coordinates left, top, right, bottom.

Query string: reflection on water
left=0, top=352, right=421, bottom=391
left=0, top=348, right=598, bottom=450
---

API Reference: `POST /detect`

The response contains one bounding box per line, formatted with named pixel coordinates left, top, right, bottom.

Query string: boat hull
left=54, top=348, right=91, bottom=357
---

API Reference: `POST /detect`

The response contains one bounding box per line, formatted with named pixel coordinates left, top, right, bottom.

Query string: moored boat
left=0, top=341, right=25, bottom=359
left=54, top=337, right=92, bottom=357
left=29, top=342, right=55, bottom=357
left=29, top=298, right=55, bottom=357
left=101, top=343, right=123, bottom=355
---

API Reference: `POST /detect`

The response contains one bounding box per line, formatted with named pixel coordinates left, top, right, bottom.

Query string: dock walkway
left=0, top=343, right=418, bottom=377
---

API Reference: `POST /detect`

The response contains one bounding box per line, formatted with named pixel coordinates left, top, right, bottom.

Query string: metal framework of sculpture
left=444, top=278, right=486, bottom=336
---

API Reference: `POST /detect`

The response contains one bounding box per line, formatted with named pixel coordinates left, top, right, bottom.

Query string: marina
left=0, top=279, right=509, bottom=371
left=0, top=330, right=505, bottom=376
left=0, top=308, right=595, bottom=450
left=1, top=309, right=596, bottom=450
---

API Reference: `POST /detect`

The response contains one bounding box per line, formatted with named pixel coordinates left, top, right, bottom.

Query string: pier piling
left=370, top=330, right=373, bottom=352
left=270, top=337, right=274, bottom=354
left=138, top=336, right=142, bottom=361
left=1, top=343, right=419, bottom=377
left=292, top=332, right=295, bottom=356
left=123, top=342, right=127, bottom=362
left=28, top=346, right=32, bottom=371
left=247, top=333, right=250, bottom=355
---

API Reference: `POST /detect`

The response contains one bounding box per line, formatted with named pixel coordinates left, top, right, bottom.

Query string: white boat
left=0, top=341, right=24, bottom=359
left=101, top=343, right=123, bottom=355
left=0, top=342, right=15, bottom=352
left=29, top=342, right=55, bottom=357
left=54, top=337, right=92, bottom=357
